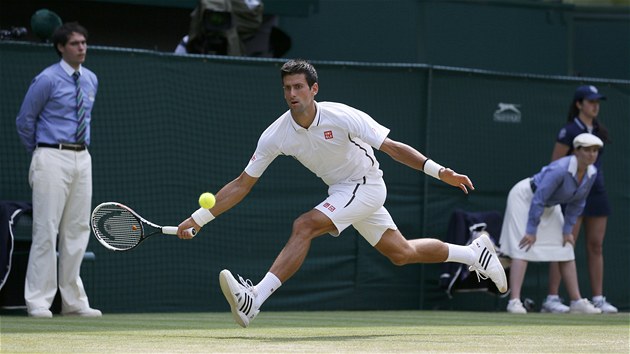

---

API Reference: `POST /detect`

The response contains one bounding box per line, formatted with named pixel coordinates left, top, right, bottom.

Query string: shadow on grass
left=208, top=334, right=405, bottom=342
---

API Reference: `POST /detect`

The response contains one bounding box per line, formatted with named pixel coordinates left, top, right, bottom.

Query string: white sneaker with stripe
left=219, top=269, right=260, bottom=328
left=468, top=233, right=508, bottom=293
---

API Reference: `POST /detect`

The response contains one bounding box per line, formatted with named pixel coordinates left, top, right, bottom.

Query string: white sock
left=445, top=243, right=475, bottom=265
left=546, top=294, right=560, bottom=301
left=254, top=272, right=282, bottom=308
left=592, top=295, right=603, bottom=302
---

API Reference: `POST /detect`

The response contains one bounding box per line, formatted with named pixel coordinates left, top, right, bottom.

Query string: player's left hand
left=439, top=168, right=474, bottom=194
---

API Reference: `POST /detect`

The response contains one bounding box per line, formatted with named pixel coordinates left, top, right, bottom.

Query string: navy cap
left=574, top=85, right=606, bottom=101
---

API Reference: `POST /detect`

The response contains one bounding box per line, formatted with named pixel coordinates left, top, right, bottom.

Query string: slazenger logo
left=493, top=103, right=521, bottom=123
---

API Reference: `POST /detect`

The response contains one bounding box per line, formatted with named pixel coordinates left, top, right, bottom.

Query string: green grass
left=1, top=311, right=628, bottom=353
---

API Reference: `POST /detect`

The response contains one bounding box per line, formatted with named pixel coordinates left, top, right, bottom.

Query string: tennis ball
left=198, top=192, right=216, bottom=209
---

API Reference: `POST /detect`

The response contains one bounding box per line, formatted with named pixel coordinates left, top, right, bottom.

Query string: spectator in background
left=542, top=85, right=618, bottom=314
left=15, top=22, right=101, bottom=318
left=175, top=0, right=290, bottom=58
left=175, top=0, right=261, bottom=56
left=499, top=134, right=603, bottom=314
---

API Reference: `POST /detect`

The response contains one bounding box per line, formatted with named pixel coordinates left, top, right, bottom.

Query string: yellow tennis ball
left=198, top=192, right=216, bottom=209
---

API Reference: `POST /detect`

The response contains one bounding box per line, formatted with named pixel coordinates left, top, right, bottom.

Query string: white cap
left=573, top=133, right=603, bottom=149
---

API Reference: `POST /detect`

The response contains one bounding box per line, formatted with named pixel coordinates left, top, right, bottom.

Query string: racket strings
left=92, top=205, right=142, bottom=250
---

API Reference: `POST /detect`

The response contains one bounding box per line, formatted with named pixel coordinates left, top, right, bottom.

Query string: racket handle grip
left=163, top=226, right=196, bottom=237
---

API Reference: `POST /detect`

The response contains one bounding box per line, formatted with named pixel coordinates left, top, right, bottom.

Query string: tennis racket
left=91, top=202, right=196, bottom=251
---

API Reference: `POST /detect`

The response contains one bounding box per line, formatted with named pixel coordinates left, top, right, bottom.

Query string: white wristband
left=423, top=159, right=445, bottom=180
left=191, top=207, right=215, bottom=227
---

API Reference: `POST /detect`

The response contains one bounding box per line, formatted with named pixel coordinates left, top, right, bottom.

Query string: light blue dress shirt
left=527, top=155, right=597, bottom=235
left=16, top=59, right=98, bottom=153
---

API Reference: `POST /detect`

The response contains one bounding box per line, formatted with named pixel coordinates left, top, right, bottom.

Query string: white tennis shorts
left=314, top=177, right=397, bottom=246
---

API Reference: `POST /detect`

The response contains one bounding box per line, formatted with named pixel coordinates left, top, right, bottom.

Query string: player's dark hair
left=566, top=98, right=610, bottom=144
left=280, top=59, right=318, bottom=87
left=52, top=22, right=88, bottom=57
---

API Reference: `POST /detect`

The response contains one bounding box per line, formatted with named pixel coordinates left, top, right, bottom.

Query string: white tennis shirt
left=245, top=101, right=390, bottom=186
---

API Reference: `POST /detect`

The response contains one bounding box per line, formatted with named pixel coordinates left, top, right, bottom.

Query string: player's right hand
left=177, top=217, right=200, bottom=239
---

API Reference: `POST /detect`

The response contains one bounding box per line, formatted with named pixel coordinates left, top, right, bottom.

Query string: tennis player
left=177, top=59, right=507, bottom=327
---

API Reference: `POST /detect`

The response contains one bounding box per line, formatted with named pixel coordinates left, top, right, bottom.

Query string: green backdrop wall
left=1, top=42, right=628, bottom=312
left=277, top=0, right=630, bottom=80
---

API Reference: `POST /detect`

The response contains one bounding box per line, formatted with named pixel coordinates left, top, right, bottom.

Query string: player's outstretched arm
left=379, top=137, right=474, bottom=194
left=210, top=171, right=259, bottom=216
left=177, top=172, right=258, bottom=239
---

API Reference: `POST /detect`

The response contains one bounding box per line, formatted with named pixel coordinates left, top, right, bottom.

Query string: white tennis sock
left=254, top=272, right=282, bottom=308
left=445, top=244, right=475, bottom=265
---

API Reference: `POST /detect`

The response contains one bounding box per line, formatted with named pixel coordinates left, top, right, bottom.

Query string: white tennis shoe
left=593, top=297, right=618, bottom=314
left=219, top=269, right=260, bottom=328
left=28, top=308, right=53, bottom=318
left=541, top=297, right=570, bottom=313
left=507, top=299, right=527, bottom=314
left=569, top=299, right=601, bottom=314
left=61, top=307, right=102, bottom=317
left=468, top=233, right=508, bottom=293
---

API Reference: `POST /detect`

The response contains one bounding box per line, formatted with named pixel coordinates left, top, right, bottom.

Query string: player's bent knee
left=291, top=209, right=336, bottom=238
left=376, top=232, right=415, bottom=266
left=291, top=216, right=322, bottom=240
left=386, top=249, right=412, bottom=266
left=388, top=254, right=408, bottom=266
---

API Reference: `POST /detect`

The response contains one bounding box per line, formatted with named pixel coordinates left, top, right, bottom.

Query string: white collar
left=60, top=59, right=82, bottom=77
left=573, top=117, right=594, bottom=133
left=568, top=155, right=597, bottom=178
left=289, top=101, right=320, bottom=131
